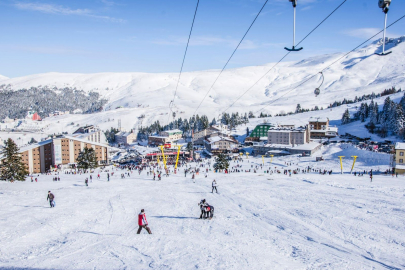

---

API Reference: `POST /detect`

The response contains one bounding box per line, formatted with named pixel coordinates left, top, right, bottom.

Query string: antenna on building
left=118, top=119, right=122, bottom=131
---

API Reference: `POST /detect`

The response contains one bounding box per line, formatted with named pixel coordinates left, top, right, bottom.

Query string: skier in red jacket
left=137, top=209, right=152, bottom=234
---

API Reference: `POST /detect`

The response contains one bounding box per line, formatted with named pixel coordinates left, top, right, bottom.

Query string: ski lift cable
left=254, top=13, right=405, bottom=114
left=192, top=0, right=270, bottom=117
left=221, top=0, right=348, bottom=115
left=167, top=0, right=200, bottom=125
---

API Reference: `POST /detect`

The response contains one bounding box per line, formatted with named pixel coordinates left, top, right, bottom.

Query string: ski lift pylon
left=376, top=0, right=392, bottom=56
left=314, top=72, right=324, bottom=97
left=285, top=0, right=303, bottom=52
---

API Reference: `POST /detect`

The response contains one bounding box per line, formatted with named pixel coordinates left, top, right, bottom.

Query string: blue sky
left=0, top=0, right=404, bottom=78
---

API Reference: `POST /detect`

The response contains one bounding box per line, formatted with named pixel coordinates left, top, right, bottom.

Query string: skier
left=198, top=199, right=207, bottom=219
left=370, top=170, right=373, bottom=182
left=137, top=209, right=152, bottom=234
left=212, top=180, right=218, bottom=193
left=47, top=191, right=55, bottom=208
left=85, top=178, right=88, bottom=186
left=107, top=173, right=110, bottom=182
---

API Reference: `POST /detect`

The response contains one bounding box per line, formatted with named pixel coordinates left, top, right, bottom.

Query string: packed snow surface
left=1, top=144, right=404, bottom=269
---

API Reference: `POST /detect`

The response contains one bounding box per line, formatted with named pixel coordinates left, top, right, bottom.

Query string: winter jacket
left=205, top=204, right=214, bottom=212
left=212, top=181, right=217, bottom=187
left=47, top=193, right=54, bottom=201
left=198, top=200, right=206, bottom=210
left=138, top=212, right=148, bottom=226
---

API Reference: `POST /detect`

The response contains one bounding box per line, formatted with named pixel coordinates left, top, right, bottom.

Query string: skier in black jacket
left=47, top=191, right=55, bottom=208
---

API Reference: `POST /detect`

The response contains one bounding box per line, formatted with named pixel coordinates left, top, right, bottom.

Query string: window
left=400, top=152, right=404, bottom=156
left=400, top=159, right=404, bottom=163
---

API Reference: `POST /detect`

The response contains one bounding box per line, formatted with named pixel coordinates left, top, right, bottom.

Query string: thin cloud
left=150, top=35, right=279, bottom=50
left=342, top=28, right=399, bottom=39
left=14, top=2, right=125, bottom=23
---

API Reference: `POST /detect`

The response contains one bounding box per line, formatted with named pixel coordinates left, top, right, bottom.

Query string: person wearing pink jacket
left=137, top=209, right=152, bottom=234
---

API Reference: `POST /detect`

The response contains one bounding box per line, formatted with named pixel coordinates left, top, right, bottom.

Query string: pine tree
left=213, top=154, right=229, bottom=171
left=392, top=104, right=405, bottom=135
left=76, top=147, right=98, bottom=171
left=0, top=138, right=28, bottom=181
left=295, top=104, right=302, bottom=113
left=370, top=101, right=379, bottom=125
left=341, top=109, right=351, bottom=125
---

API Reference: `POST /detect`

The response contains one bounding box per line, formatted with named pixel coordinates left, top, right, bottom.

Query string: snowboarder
left=212, top=180, right=218, bottom=193
left=47, top=191, right=55, bottom=208
left=137, top=209, right=152, bottom=234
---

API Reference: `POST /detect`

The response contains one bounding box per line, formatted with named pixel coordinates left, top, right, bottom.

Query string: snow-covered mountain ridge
left=0, top=36, right=404, bottom=132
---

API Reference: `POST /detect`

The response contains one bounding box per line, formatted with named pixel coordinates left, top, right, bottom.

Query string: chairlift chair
left=285, top=0, right=303, bottom=52
left=376, top=0, right=392, bottom=56
left=314, top=72, right=324, bottom=97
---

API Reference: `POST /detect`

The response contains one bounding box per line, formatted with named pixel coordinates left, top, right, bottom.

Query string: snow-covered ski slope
left=1, top=37, right=405, bottom=132
left=1, top=145, right=404, bottom=269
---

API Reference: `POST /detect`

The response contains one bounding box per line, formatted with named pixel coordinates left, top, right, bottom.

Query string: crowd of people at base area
left=198, top=199, right=214, bottom=220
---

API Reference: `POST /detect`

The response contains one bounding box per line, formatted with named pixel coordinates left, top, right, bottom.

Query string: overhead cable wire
left=167, top=0, right=200, bottom=125
left=254, top=13, right=405, bottom=114
left=192, top=0, right=270, bottom=116
left=221, top=0, right=348, bottom=115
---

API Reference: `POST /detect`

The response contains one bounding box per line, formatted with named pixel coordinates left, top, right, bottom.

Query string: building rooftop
left=116, top=131, right=134, bottom=137
left=395, top=142, right=405, bottom=150
left=309, top=117, right=329, bottom=122
left=205, top=136, right=238, bottom=144
left=268, top=127, right=307, bottom=133
left=19, top=139, right=53, bottom=153
left=163, top=129, right=182, bottom=133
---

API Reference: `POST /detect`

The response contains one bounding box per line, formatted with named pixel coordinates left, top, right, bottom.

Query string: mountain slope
left=1, top=36, right=404, bottom=131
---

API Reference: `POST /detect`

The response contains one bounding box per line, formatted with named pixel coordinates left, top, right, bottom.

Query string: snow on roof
left=268, top=127, right=306, bottom=133
left=63, top=135, right=109, bottom=147
left=116, top=131, right=134, bottom=137
left=309, top=117, right=329, bottom=122
left=19, top=139, right=53, bottom=153
left=163, top=129, right=182, bottom=133
left=205, top=136, right=237, bottom=144
left=395, top=164, right=405, bottom=170
left=395, top=142, right=405, bottom=150
left=291, top=142, right=322, bottom=151
left=267, top=150, right=291, bottom=154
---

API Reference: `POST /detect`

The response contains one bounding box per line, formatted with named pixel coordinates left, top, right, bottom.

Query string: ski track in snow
left=0, top=145, right=405, bottom=269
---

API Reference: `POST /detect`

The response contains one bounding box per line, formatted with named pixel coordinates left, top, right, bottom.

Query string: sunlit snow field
left=1, top=144, right=404, bottom=270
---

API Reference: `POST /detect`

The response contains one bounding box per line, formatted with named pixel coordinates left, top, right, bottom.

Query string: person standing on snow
left=212, top=180, right=218, bottom=193
left=47, top=191, right=55, bottom=208
left=137, top=209, right=152, bottom=234
left=198, top=199, right=207, bottom=219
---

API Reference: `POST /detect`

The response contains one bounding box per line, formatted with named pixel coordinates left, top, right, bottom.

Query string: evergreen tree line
left=0, top=87, right=108, bottom=120
left=341, top=93, right=405, bottom=138
left=329, top=87, right=401, bottom=108
left=137, top=112, right=249, bottom=141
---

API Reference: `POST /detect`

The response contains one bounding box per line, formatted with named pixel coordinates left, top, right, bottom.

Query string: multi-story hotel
left=19, top=135, right=109, bottom=174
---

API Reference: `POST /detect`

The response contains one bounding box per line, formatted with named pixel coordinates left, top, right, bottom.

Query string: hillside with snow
left=0, top=37, right=404, bottom=130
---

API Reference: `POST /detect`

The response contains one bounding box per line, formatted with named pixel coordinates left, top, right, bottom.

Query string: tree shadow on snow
left=152, top=216, right=198, bottom=219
